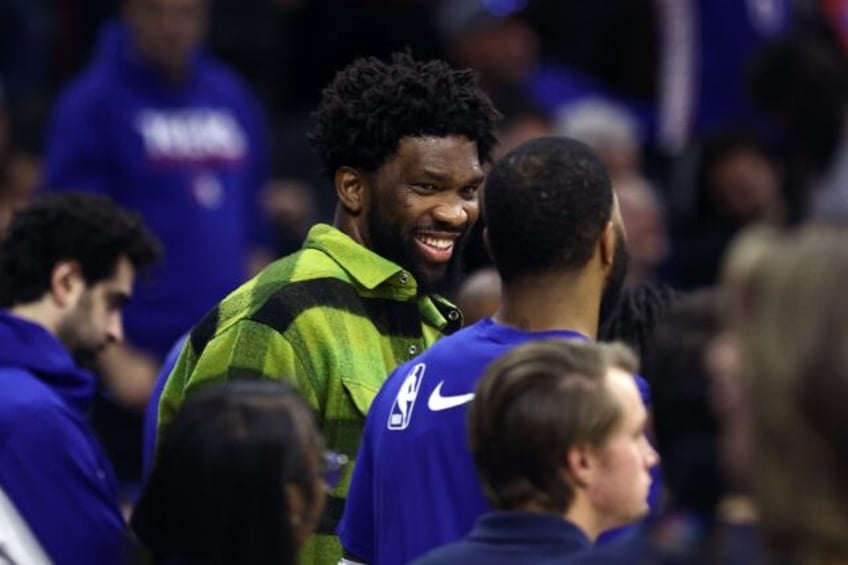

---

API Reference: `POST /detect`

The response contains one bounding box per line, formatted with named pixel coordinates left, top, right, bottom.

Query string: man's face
left=363, top=135, right=484, bottom=294
left=125, top=0, right=207, bottom=74
left=587, top=367, right=659, bottom=531
left=58, top=257, right=134, bottom=359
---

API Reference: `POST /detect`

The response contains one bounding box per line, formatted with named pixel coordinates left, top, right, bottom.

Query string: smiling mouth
left=416, top=234, right=455, bottom=252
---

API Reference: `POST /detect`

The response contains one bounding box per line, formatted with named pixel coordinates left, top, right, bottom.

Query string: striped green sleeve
left=158, top=319, right=319, bottom=432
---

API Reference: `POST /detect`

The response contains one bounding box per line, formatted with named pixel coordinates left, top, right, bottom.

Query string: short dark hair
left=0, top=192, right=160, bottom=307
left=131, top=381, right=324, bottom=565
left=307, top=51, right=501, bottom=178
left=469, top=339, right=637, bottom=513
left=484, top=136, right=613, bottom=284
left=646, top=290, right=724, bottom=514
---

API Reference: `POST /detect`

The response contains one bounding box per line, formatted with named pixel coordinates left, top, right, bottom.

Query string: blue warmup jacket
left=43, top=21, right=270, bottom=357
left=0, top=312, right=128, bottom=564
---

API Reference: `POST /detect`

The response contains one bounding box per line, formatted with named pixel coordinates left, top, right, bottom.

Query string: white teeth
left=417, top=236, right=454, bottom=251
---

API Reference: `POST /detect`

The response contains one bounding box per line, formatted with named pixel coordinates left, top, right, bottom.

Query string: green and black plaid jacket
left=158, top=223, right=462, bottom=564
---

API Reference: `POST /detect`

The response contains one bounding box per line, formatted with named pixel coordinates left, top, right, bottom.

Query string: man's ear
left=50, top=260, right=85, bottom=309
left=335, top=166, right=366, bottom=216
left=565, top=443, right=596, bottom=489
left=600, top=221, right=616, bottom=268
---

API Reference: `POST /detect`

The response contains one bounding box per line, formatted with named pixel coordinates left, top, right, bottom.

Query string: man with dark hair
left=159, top=51, right=500, bottom=563
left=0, top=193, right=159, bottom=565
left=416, top=340, right=657, bottom=564
left=339, top=136, right=645, bottom=564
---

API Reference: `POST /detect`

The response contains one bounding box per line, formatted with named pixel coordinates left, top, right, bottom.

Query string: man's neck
left=8, top=300, right=61, bottom=338
left=492, top=271, right=602, bottom=339
left=564, top=495, right=603, bottom=542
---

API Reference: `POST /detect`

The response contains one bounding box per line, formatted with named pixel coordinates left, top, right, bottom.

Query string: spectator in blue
left=414, top=339, right=658, bottom=565
left=42, top=0, right=271, bottom=386
left=0, top=193, right=160, bottom=565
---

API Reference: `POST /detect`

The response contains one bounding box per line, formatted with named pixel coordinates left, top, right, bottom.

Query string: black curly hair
left=307, top=51, right=501, bottom=178
left=0, top=192, right=160, bottom=307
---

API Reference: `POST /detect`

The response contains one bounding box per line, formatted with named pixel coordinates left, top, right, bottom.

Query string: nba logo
left=388, top=363, right=425, bottom=430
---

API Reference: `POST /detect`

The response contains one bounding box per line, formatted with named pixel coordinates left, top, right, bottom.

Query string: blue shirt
left=413, top=512, right=591, bottom=565
left=0, top=312, right=128, bottom=564
left=339, top=318, right=650, bottom=565
left=565, top=510, right=765, bottom=565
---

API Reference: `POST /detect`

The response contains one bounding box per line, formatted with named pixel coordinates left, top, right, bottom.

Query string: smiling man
left=158, top=52, right=500, bottom=564
left=0, top=193, right=159, bottom=565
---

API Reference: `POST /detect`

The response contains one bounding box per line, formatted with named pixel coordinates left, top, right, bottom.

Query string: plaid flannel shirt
left=158, top=223, right=462, bottom=564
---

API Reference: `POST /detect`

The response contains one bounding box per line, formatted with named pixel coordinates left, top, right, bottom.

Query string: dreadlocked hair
left=599, top=282, right=680, bottom=381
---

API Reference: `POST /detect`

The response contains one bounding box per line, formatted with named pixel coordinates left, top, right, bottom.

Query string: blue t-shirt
left=339, top=318, right=651, bottom=565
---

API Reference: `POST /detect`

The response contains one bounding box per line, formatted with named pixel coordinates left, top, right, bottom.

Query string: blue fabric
left=412, top=512, right=591, bottom=565
left=142, top=334, right=187, bottom=476
left=565, top=511, right=765, bottom=565
left=691, top=0, right=791, bottom=137
left=43, top=20, right=270, bottom=358
left=339, top=318, right=652, bottom=565
left=0, top=312, right=128, bottom=564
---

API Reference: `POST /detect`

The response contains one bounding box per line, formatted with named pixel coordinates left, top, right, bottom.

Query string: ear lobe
left=600, top=221, right=616, bottom=268
left=50, top=260, right=84, bottom=308
left=335, top=166, right=366, bottom=215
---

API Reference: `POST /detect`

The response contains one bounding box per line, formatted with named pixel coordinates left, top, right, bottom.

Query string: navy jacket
left=413, top=512, right=591, bottom=565
left=0, top=312, right=128, bottom=564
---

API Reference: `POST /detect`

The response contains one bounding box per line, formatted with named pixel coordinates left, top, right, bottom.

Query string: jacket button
left=447, top=310, right=460, bottom=321
left=408, top=344, right=418, bottom=356
left=399, top=273, right=409, bottom=284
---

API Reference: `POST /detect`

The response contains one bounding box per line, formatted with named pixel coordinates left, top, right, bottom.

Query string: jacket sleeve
left=158, top=319, right=320, bottom=434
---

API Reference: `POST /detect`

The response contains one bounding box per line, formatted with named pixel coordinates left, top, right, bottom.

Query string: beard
left=56, top=292, right=108, bottom=364
left=365, top=202, right=468, bottom=296
left=599, top=225, right=630, bottom=329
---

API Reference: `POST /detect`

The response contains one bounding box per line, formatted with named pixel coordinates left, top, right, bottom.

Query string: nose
left=644, top=439, right=660, bottom=469
left=432, top=194, right=476, bottom=228
left=108, top=312, right=125, bottom=344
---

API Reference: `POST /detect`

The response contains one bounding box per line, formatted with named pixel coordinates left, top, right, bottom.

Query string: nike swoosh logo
left=427, top=381, right=475, bottom=411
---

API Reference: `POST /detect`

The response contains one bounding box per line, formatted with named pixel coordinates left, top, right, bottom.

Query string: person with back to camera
left=0, top=193, right=160, bottom=564
left=158, top=51, right=500, bottom=563
left=414, top=339, right=658, bottom=564
left=133, top=380, right=341, bottom=564
left=338, top=136, right=652, bottom=565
